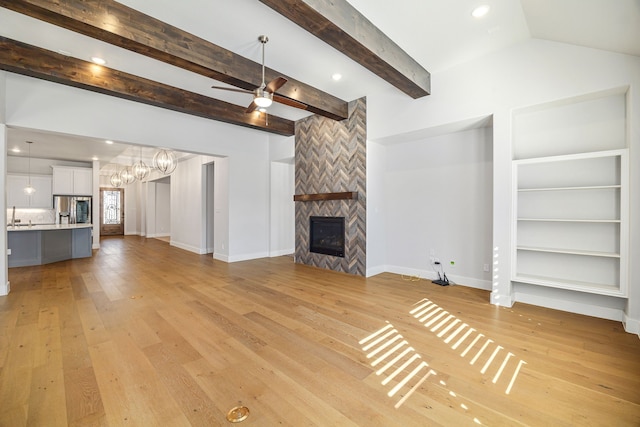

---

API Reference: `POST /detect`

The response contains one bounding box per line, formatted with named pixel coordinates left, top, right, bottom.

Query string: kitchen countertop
left=7, top=223, right=93, bottom=231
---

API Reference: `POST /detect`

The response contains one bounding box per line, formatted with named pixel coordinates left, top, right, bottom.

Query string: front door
left=100, top=188, right=125, bottom=236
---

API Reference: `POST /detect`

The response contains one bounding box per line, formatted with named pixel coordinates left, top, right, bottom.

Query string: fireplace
left=309, top=216, right=345, bottom=257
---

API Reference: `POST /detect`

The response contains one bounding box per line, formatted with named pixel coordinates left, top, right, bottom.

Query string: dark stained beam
left=0, top=37, right=295, bottom=136
left=0, top=0, right=349, bottom=121
left=259, top=0, right=431, bottom=98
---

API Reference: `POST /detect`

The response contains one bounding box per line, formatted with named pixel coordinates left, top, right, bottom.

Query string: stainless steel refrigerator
left=54, top=196, right=92, bottom=224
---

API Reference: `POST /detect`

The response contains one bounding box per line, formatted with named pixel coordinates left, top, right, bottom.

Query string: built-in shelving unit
left=512, top=149, right=628, bottom=297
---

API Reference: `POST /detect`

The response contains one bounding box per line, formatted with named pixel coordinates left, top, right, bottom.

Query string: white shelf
left=517, top=218, right=620, bottom=223
left=512, top=149, right=628, bottom=297
left=516, top=246, right=620, bottom=258
left=512, top=274, right=625, bottom=297
left=518, top=185, right=620, bottom=192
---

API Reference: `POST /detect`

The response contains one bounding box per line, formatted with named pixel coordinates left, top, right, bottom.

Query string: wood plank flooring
left=1, top=236, right=639, bottom=426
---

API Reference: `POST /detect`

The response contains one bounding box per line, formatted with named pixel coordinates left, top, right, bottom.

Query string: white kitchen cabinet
left=72, top=168, right=93, bottom=195
left=7, top=174, right=53, bottom=209
left=52, top=166, right=93, bottom=195
left=512, top=149, right=628, bottom=297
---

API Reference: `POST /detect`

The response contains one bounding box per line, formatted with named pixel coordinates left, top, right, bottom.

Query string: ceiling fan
left=212, top=35, right=305, bottom=114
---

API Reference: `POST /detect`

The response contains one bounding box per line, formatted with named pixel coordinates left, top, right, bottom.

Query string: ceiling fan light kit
left=212, top=35, right=289, bottom=114
left=253, top=88, right=273, bottom=108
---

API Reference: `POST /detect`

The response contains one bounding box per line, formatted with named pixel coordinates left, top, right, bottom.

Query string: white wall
left=1, top=123, right=8, bottom=295
left=155, top=182, right=170, bottom=237
left=170, top=156, right=206, bottom=253
left=2, top=73, right=270, bottom=264
left=378, top=127, right=493, bottom=288
left=365, top=39, right=640, bottom=333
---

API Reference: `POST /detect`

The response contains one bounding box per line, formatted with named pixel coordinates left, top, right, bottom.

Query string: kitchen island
left=7, top=224, right=93, bottom=267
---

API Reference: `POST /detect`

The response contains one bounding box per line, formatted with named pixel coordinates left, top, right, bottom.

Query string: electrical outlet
left=7, top=249, right=11, bottom=255
left=483, top=264, right=490, bottom=272
left=429, top=256, right=435, bottom=264
left=429, top=248, right=435, bottom=256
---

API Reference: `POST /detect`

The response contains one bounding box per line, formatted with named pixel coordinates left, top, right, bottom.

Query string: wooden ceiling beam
left=0, top=0, right=349, bottom=121
left=259, top=0, right=431, bottom=98
left=0, top=37, right=295, bottom=136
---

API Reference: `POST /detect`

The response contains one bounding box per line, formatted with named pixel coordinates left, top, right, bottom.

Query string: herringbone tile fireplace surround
left=294, top=97, right=366, bottom=276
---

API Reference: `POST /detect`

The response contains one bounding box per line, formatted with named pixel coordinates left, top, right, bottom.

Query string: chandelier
left=153, top=149, right=177, bottom=175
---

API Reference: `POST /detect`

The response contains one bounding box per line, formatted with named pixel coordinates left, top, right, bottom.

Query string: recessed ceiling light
left=331, top=73, right=342, bottom=81
left=91, top=56, right=107, bottom=65
left=105, top=140, right=114, bottom=144
left=472, top=5, right=490, bottom=18
left=11, top=147, right=21, bottom=153
left=92, top=156, right=99, bottom=161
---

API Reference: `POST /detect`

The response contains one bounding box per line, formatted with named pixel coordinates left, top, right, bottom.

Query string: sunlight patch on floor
left=410, top=298, right=526, bottom=395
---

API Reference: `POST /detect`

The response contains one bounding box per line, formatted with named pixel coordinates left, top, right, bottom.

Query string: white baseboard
left=381, top=265, right=492, bottom=290
left=514, top=291, right=624, bottom=322
left=623, top=313, right=640, bottom=336
left=0, top=281, right=9, bottom=296
left=147, top=233, right=170, bottom=239
left=270, top=248, right=294, bottom=257
left=490, top=291, right=515, bottom=307
left=366, top=264, right=387, bottom=277
left=228, top=251, right=269, bottom=262
left=170, top=241, right=206, bottom=254
left=213, top=253, right=229, bottom=262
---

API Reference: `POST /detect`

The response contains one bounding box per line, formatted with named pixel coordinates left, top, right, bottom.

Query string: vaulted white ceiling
left=2, top=0, right=639, bottom=167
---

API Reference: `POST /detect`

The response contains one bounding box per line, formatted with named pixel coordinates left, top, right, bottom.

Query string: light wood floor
left=1, top=236, right=639, bottom=426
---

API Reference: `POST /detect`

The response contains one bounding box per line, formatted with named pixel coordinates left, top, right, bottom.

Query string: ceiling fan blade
left=266, top=77, right=287, bottom=93
left=245, top=100, right=259, bottom=114
left=273, top=94, right=307, bottom=110
left=211, top=85, right=252, bottom=94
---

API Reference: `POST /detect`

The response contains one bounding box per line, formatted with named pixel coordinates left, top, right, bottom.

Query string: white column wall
left=269, top=161, right=294, bottom=256
left=0, top=123, right=8, bottom=295
left=124, top=181, right=139, bottom=235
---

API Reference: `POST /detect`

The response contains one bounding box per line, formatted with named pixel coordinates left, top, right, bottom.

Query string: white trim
left=170, top=241, right=206, bottom=254
left=383, top=265, right=492, bottom=290
left=228, top=251, right=269, bottom=262
left=213, top=253, right=229, bottom=262
left=514, top=291, right=623, bottom=322
left=0, top=281, right=9, bottom=296
left=269, top=248, right=294, bottom=257
left=623, top=313, right=640, bottom=336
left=366, top=265, right=386, bottom=277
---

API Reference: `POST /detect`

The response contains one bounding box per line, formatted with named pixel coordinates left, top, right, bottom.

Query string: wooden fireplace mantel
left=293, top=192, right=358, bottom=202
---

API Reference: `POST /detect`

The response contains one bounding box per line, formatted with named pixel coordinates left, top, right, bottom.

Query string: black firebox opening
left=309, top=216, right=345, bottom=257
